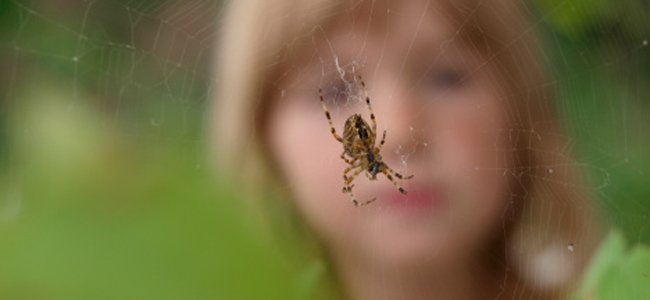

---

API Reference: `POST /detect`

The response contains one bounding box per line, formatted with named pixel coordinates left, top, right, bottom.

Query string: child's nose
left=369, top=77, right=424, bottom=158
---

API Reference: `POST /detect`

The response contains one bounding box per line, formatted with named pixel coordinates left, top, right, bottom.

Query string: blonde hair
left=211, top=0, right=603, bottom=298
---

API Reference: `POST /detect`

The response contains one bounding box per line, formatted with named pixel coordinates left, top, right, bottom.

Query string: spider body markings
left=319, top=76, right=414, bottom=206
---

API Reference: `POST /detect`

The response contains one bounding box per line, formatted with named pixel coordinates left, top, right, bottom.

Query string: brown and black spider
left=319, top=75, right=414, bottom=206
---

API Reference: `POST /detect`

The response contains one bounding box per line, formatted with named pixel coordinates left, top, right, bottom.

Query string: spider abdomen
left=342, top=114, right=376, bottom=156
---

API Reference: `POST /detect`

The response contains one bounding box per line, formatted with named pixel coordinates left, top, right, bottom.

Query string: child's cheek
left=268, top=98, right=362, bottom=246
left=435, top=102, right=510, bottom=236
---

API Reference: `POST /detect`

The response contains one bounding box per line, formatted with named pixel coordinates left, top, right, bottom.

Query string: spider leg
left=342, top=164, right=363, bottom=188
left=391, top=168, right=415, bottom=180
left=357, top=75, right=377, bottom=135
left=340, top=151, right=356, bottom=165
left=342, top=166, right=376, bottom=206
left=342, top=159, right=362, bottom=189
left=346, top=187, right=376, bottom=206
left=376, top=130, right=387, bottom=152
left=381, top=165, right=414, bottom=195
left=319, top=88, right=344, bottom=143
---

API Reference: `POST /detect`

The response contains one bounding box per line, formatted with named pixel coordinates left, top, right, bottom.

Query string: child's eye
left=422, top=68, right=466, bottom=91
left=320, top=82, right=350, bottom=106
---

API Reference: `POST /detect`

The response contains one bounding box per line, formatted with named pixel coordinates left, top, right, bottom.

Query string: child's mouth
left=384, top=184, right=443, bottom=212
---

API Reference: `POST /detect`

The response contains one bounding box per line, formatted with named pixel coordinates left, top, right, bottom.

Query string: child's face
left=268, top=1, right=512, bottom=269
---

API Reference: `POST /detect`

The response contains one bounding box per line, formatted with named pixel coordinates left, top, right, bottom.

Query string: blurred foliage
left=575, top=230, right=650, bottom=299
left=0, top=83, right=301, bottom=299
left=0, top=1, right=311, bottom=298
left=0, top=0, right=649, bottom=299
left=536, top=0, right=650, bottom=41
left=533, top=0, right=650, bottom=245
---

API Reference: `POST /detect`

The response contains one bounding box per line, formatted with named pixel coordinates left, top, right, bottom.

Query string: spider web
left=267, top=0, right=650, bottom=297
left=0, top=0, right=649, bottom=299
left=278, top=3, right=647, bottom=197
left=298, top=0, right=650, bottom=235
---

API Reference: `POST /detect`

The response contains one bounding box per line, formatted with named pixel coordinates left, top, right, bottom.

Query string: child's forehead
left=274, top=0, right=483, bottom=79
left=314, top=1, right=467, bottom=54
left=307, top=9, right=476, bottom=67
left=328, top=1, right=453, bottom=37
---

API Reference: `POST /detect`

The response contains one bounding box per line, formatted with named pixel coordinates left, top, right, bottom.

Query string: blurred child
left=213, top=0, right=602, bottom=299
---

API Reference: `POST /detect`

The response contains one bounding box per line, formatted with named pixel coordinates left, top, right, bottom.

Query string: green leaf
left=597, top=245, right=650, bottom=299
left=576, top=230, right=626, bottom=298
left=576, top=229, right=650, bottom=299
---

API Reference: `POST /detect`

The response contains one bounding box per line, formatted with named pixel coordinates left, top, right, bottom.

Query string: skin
left=268, top=1, right=514, bottom=299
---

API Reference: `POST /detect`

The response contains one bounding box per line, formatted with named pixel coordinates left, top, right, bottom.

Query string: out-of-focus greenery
left=0, top=85, right=301, bottom=299
left=536, top=0, right=650, bottom=39
left=0, top=2, right=312, bottom=298
left=534, top=0, right=650, bottom=245
left=575, top=230, right=650, bottom=299
left=0, top=0, right=649, bottom=299
left=531, top=2, right=650, bottom=296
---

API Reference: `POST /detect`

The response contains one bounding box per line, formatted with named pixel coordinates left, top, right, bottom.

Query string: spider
left=319, top=75, right=414, bottom=206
